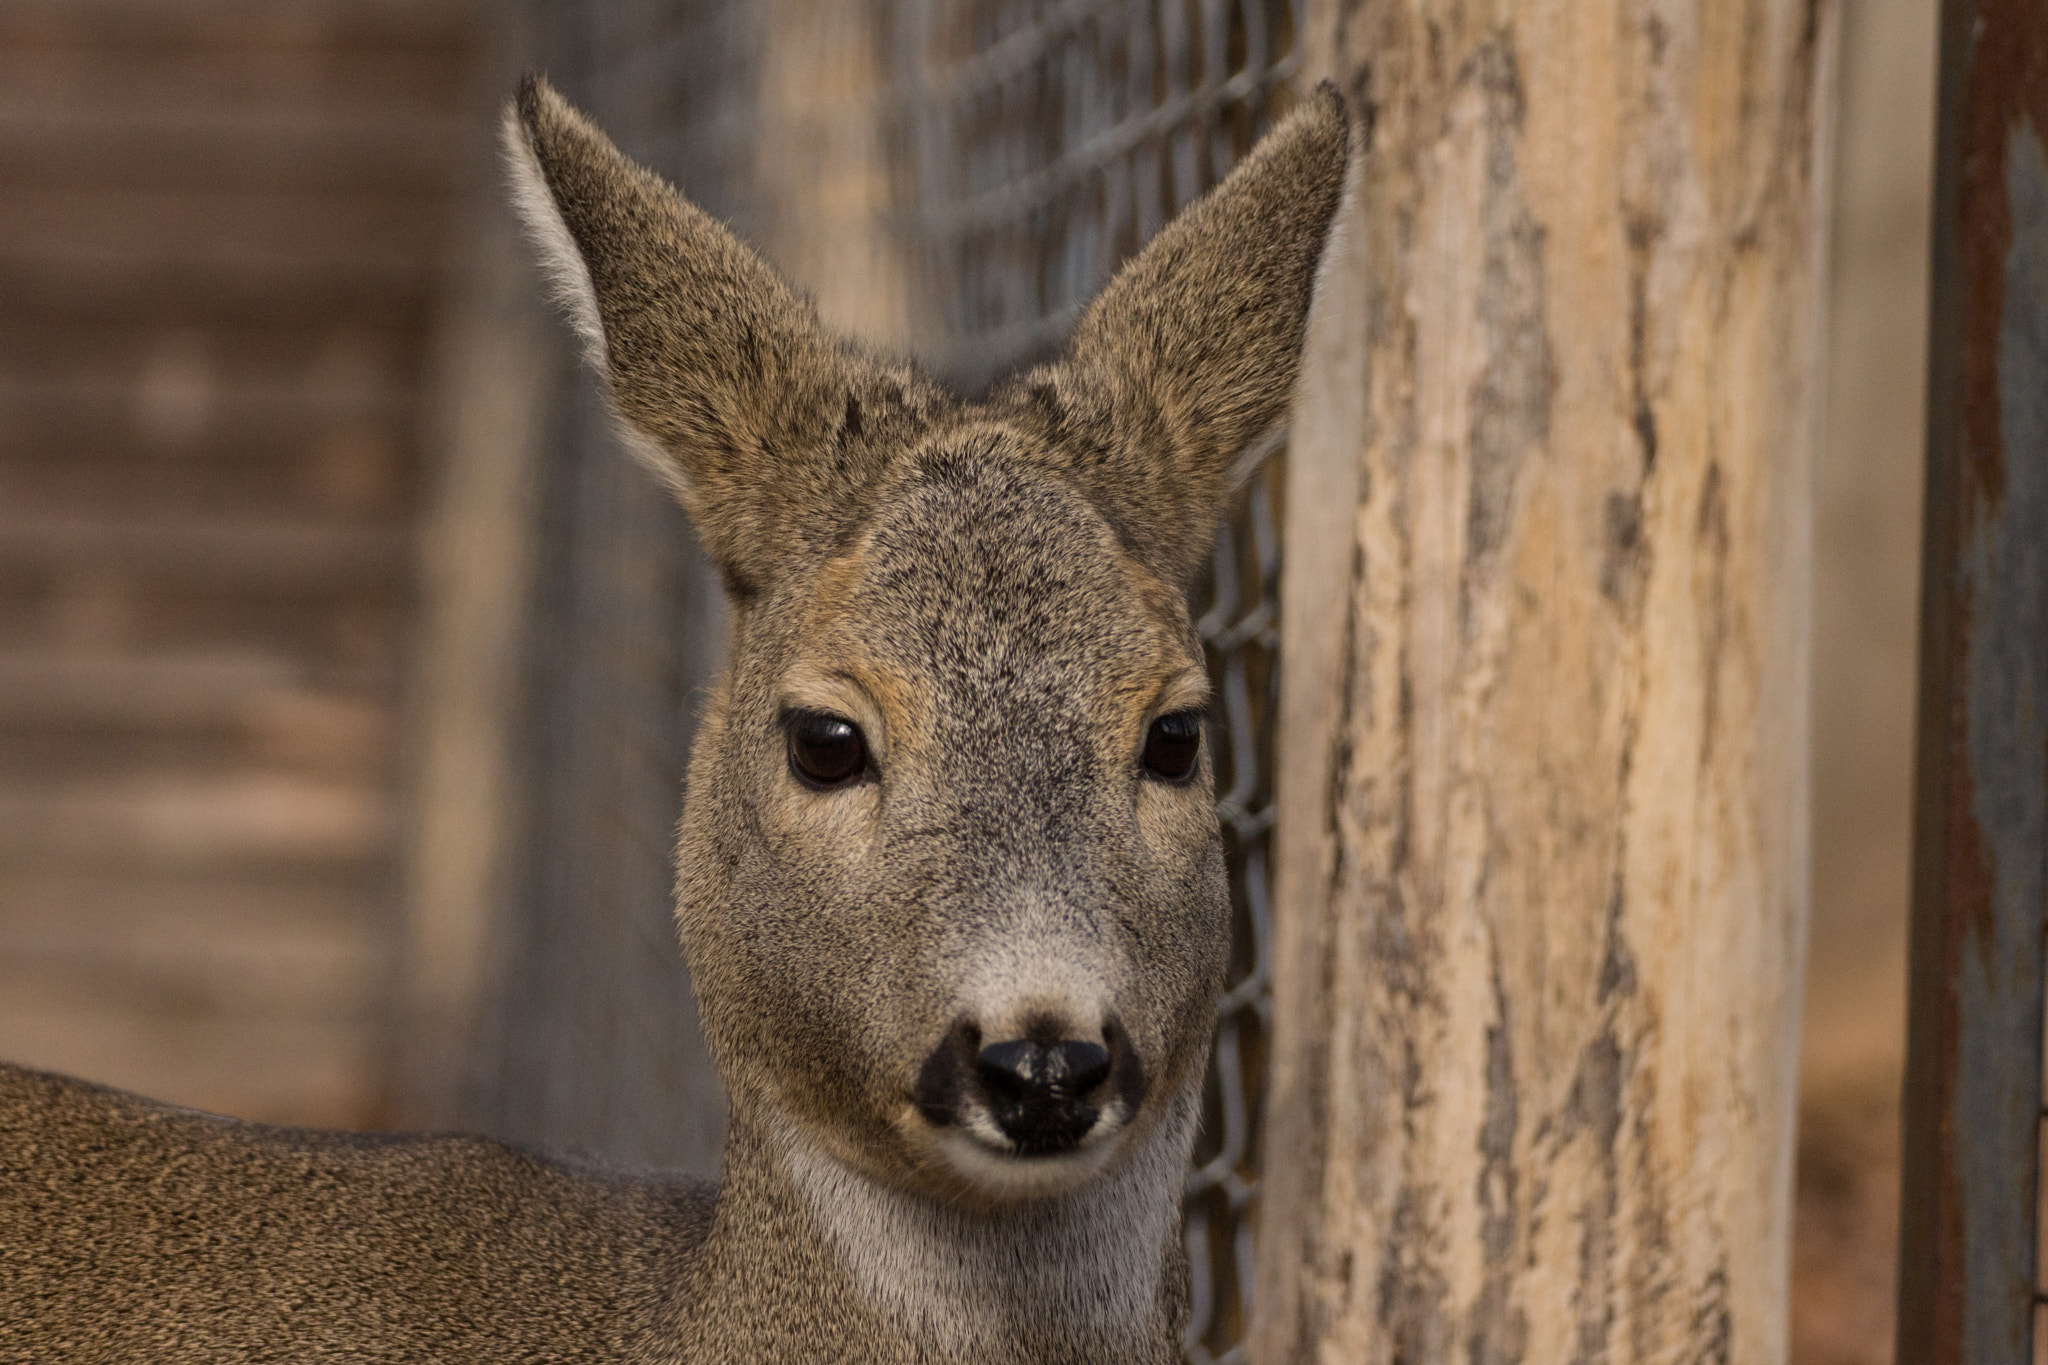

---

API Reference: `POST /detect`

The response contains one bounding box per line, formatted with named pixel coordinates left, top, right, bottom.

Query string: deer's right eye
left=787, top=711, right=869, bottom=789
left=1141, top=709, right=1203, bottom=783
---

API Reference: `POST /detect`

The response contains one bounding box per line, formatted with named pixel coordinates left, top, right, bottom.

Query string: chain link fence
left=446, top=2, right=1300, bottom=1357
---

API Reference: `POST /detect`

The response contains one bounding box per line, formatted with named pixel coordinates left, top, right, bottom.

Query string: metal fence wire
left=468, top=2, right=1300, bottom=1360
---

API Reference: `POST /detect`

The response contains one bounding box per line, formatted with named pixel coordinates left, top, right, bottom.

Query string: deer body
left=0, top=77, right=1350, bottom=1364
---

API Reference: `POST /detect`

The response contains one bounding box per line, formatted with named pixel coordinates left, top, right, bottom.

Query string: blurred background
left=0, top=0, right=468, bottom=1126
left=0, top=1, right=1930, bottom=1361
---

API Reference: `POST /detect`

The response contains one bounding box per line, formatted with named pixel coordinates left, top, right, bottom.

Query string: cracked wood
left=1256, top=3, right=1835, bottom=1362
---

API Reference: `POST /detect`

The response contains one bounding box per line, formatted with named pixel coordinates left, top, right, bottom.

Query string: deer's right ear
left=1021, top=87, right=1353, bottom=586
left=504, top=75, right=873, bottom=592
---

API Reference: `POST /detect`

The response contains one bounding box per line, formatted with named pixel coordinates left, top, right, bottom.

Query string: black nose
left=974, top=1039, right=1111, bottom=1155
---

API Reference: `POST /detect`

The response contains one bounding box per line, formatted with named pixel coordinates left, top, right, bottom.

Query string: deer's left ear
left=1022, top=85, right=1353, bottom=585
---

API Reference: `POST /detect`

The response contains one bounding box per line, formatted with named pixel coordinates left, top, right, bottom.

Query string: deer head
left=505, top=74, right=1348, bottom=1209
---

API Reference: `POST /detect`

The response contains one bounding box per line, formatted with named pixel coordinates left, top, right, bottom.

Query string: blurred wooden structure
left=0, top=0, right=473, bottom=1125
left=1794, top=5, right=1940, bottom=1362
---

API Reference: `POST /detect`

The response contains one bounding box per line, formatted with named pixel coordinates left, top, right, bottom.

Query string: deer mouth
left=956, top=1086, right=1126, bottom=1159
left=923, top=1107, right=1129, bottom=1200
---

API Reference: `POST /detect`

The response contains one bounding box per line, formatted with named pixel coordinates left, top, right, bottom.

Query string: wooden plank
left=0, top=448, right=412, bottom=523
left=0, top=514, right=407, bottom=586
left=0, top=649, right=387, bottom=748
left=0, top=59, right=470, bottom=209
left=0, top=867, right=370, bottom=923
left=0, top=979, right=379, bottom=1126
left=0, top=47, right=463, bottom=110
left=0, top=73, right=464, bottom=123
left=0, top=648, right=298, bottom=721
left=0, top=270, right=435, bottom=328
left=0, top=121, right=461, bottom=194
left=0, top=322, right=423, bottom=515
left=0, top=185, right=450, bottom=277
left=0, top=771, right=387, bottom=872
left=0, top=377, right=410, bottom=433
left=0, top=871, right=376, bottom=1020
left=0, top=315, right=425, bottom=370
left=0, top=0, right=470, bottom=1138
left=0, top=0, right=471, bottom=51
left=391, top=192, right=555, bottom=1126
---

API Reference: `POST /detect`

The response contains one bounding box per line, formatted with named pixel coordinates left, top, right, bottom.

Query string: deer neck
left=695, top=1095, right=1196, bottom=1364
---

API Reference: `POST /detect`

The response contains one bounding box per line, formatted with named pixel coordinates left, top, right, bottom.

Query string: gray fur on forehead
left=852, top=432, right=1175, bottom=669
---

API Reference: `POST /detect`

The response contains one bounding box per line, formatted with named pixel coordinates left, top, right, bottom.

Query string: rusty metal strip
left=1897, top=0, right=2048, bottom=1361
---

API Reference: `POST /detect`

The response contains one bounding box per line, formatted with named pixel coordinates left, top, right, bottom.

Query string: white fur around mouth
left=933, top=1098, right=1130, bottom=1198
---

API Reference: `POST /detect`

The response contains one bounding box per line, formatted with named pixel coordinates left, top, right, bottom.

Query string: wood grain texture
left=1255, top=2, right=1834, bottom=1361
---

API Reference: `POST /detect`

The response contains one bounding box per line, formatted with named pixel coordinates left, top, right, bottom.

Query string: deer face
left=681, top=427, right=1229, bottom=1201
left=506, top=76, right=1347, bottom=1204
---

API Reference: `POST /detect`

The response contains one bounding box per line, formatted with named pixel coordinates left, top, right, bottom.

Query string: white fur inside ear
left=502, top=108, right=606, bottom=372
left=502, top=107, right=695, bottom=502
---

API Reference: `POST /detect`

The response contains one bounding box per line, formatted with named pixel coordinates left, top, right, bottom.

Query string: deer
left=0, top=75, right=1351, bottom=1364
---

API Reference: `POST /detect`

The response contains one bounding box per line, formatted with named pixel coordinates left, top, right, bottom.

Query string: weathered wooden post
left=1254, top=3, right=1836, bottom=1361
left=1896, top=0, right=2048, bottom=1362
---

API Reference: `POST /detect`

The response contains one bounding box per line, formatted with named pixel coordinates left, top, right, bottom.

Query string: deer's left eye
left=1141, top=710, right=1203, bottom=783
left=787, top=711, right=869, bottom=788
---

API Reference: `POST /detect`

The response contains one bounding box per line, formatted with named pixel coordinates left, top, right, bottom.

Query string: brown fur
left=0, top=75, right=1351, bottom=1364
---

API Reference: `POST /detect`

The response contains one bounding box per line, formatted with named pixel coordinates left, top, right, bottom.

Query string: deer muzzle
left=914, top=1015, right=1147, bottom=1160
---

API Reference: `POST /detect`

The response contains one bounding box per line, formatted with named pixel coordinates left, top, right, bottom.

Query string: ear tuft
left=1023, top=86, right=1354, bottom=583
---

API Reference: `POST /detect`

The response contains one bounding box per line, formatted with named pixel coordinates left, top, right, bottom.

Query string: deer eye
left=1141, top=710, right=1203, bottom=783
left=787, top=711, right=869, bottom=789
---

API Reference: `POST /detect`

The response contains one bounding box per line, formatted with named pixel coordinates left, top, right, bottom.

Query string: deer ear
left=504, top=75, right=884, bottom=593
left=1027, top=85, right=1353, bottom=584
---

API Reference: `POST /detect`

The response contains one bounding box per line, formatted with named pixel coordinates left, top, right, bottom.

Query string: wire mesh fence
left=894, top=0, right=1303, bottom=386
left=454, top=1, right=1301, bottom=1357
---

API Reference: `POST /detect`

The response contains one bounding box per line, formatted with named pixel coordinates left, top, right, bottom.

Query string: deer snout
left=974, top=1038, right=1109, bottom=1154
left=914, top=1016, right=1146, bottom=1159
